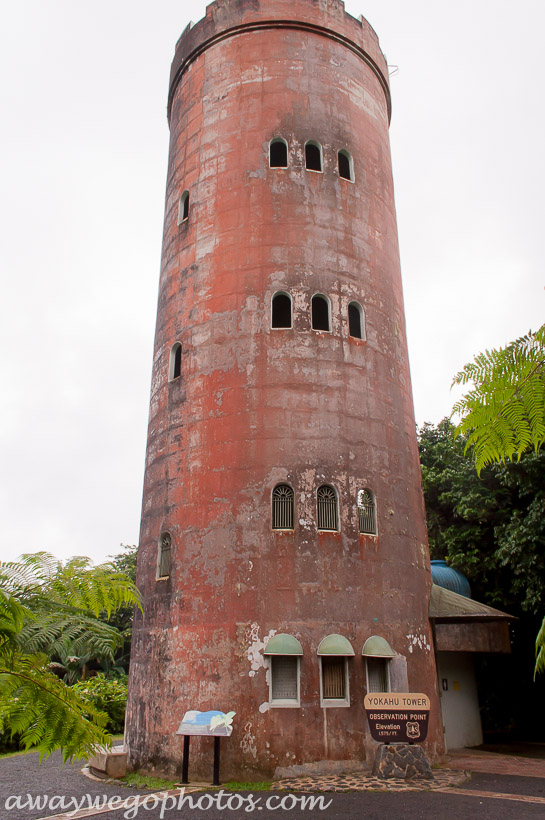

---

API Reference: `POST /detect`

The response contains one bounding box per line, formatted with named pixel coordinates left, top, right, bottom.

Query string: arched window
left=338, top=149, right=354, bottom=181
left=269, top=138, right=288, bottom=168
left=272, top=484, right=294, bottom=530
left=169, top=342, right=182, bottom=381
left=317, top=485, right=338, bottom=531
left=271, top=292, right=292, bottom=329
left=178, top=190, right=190, bottom=224
left=311, top=294, right=330, bottom=332
left=348, top=301, right=365, bottom=339
left=358, top=489, right=377, bottom=535
left=305, top=141, right=322, bottom=172
left=157, top=532, right=171, bottom=578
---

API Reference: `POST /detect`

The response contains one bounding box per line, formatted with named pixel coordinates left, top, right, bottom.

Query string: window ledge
left=269, top=701, right=300, bottom=709
left=320, top=699, right=351, bottom=708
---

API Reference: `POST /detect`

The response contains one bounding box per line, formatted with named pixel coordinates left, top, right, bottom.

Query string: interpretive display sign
left=176, top=710, right=235, bottom=737
left=364, top=693, right=430, bottom=743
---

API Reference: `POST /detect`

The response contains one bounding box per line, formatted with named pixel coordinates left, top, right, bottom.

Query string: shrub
left=73, top=673, right=128, bottom=733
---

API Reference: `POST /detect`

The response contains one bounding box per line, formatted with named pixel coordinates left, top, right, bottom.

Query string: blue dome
left=430, top=560, right=471, bottom=598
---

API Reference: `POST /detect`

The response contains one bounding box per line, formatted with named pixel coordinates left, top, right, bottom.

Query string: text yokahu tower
left=126, top=0, right=443, bottom=779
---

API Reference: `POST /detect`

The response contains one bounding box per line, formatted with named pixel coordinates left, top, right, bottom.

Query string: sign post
left=176, top=710, right=235, bottom=786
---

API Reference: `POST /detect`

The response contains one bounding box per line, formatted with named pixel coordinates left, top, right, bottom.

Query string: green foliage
left=419, top=419, right=545, bottom=613
left=73, top=674, right=128, bottom=733
left=0, top=551, right=142, bottom=760
left=452, top=324, right=545, bottom=474
left=0, top=591, right=110, bottom=760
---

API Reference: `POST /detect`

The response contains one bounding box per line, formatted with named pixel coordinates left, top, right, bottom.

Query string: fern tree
left=0, top=552, right=141, bottom=760
left=452, top=324, right=545, bottom=474
left=451, top=325, right=545, bottom=677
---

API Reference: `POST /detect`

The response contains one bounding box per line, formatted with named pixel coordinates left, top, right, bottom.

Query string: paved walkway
left=443, top=748, right=545, bottom=779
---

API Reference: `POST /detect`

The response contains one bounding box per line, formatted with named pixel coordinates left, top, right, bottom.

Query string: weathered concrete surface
left=126, top=0, right=443, bottom=780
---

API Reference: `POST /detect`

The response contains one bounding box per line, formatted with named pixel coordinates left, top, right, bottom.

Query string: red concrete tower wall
left=126, top=0, right=443, bottom=779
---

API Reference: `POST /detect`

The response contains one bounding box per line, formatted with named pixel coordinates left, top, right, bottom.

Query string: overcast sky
left=1, top=1, right=543, bottom=565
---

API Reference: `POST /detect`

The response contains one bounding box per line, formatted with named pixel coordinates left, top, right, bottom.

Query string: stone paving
left=274, top=767, right=470, bottom=793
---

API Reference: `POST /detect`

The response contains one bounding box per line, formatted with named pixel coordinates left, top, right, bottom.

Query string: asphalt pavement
left=2, top=748, right=545, bottom=820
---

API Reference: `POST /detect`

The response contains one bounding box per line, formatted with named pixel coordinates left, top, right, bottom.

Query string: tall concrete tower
left=126, top=0, right=443, bottom=779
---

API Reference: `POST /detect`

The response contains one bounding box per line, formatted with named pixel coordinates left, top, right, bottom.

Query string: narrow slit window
left=272, top=484, right=294, bottom=530
left=317, top=485, right=338, bottom=531
left=305, top=141, right=322, bottom=172
left=178, top=191, right=190, bottom=224
left=272, top=292, right=292, bottom=328
left=269, top=138, right=288, bottom=168
left=348, top=302, right=364, bottom=339
left=169, top=342, right=182, bottom=381
left=158, top=532, right=171, bottom=578
left=322, top=657, right=347, bottom=699
left=358, top=489, right=377, bottom=535
left=338, top=150, right=353, bottom=181
left=311, top=294, right=330, bottom=331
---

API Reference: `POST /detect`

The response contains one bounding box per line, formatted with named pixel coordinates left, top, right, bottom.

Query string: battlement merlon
left=167, top=0, right=390, bottom=125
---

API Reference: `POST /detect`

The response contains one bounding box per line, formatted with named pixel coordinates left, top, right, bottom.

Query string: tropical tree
left=450, top=323, right=545, bottom=676
left=452, top=324, right=545, bottom=474
left=0, top=552, right=141, bottom=760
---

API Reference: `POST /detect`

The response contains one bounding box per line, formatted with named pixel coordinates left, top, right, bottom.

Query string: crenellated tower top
left=168, top=0, right=390, bottom=123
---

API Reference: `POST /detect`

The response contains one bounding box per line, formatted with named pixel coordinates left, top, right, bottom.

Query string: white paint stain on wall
left=246, top=622, right=276, bottom=677
left=241, top=721, right=257, bottom=759
left=406, top=632, right=432, bottom=653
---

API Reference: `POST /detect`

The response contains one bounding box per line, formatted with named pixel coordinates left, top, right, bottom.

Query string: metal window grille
left=322, top=657, right=346, bottom=699
left=366, top=658, right=389, bottom=693
left=317, top=485, right=338, bottom=530
left=271, top=656, right=298, bottom=701
left=272, top=484, right=294, bottom=529
left=358, top=489, right=376, bottom=534
left=158, top=532, right=171, bottom=577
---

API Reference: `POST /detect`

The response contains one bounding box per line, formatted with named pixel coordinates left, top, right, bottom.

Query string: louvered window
left=366, top=658, right=390, bottom=693
left=317, top=485, right=338, bottom=531
left=272, top=484, right=294, bottom=530
left=158, top=532, right=171, bottom=578
left=358, top=489, right=377, bottom=534
left=270, top=656, right=299, bottom=703
left=322, top=657, right=346, bottom=699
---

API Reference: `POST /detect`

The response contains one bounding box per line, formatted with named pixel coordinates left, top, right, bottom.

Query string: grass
left=0, top=747, right=40, bottom=760
left=222, top=781, right=272, bottom=791
left=120, top=773, right=178, bottom=790
left=118, top=774, right=272, bottom=792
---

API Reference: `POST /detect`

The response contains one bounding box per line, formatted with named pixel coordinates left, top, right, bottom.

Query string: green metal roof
left=264, top=633, right=303, bottom=655
left=317, top=634, right=355, bottom=656
left=361, top=635, right=396, bottom=657
left=429, top=584, right=514, bottom=621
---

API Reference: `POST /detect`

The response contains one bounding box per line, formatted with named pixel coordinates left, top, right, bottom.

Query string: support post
left=181, top=735, right=190, bottom=785
left=213, top=736, right=221, bottom=786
